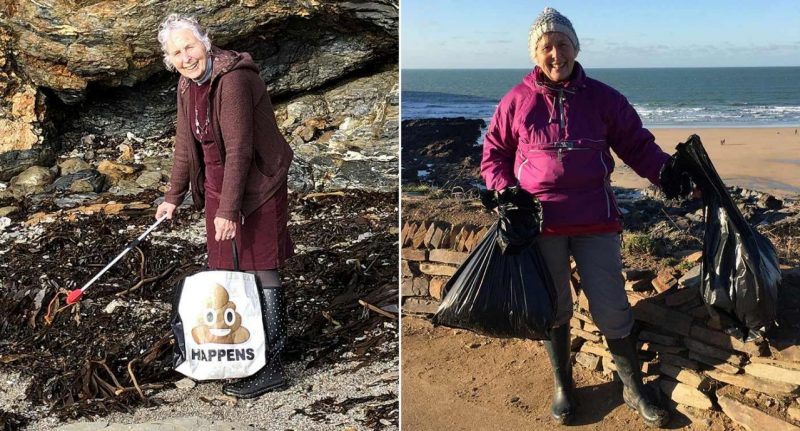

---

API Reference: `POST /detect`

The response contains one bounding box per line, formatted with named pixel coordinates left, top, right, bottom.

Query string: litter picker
left=66, top=215, right=167, bottom=304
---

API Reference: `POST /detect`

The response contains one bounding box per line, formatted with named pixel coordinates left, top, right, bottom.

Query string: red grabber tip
left=66, top=289, right=83, bottom=305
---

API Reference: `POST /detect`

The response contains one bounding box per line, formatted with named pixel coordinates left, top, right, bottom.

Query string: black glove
left=659, top=152, right=693, bottom=199
left=483, top=187, right=542, bottom=254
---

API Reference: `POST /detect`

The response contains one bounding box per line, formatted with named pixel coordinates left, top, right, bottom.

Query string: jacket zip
left=517, top=158, right=529, bottom=181
left=556, top=90, right=567, bottom=161
left=599, top=152, right=611, bottom=218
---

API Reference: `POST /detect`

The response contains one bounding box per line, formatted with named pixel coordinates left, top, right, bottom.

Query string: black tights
left=250, top=270, right=281, bottom=289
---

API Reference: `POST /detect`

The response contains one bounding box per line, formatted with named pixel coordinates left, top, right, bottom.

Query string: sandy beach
left=611, top=127, right=800, bottom=197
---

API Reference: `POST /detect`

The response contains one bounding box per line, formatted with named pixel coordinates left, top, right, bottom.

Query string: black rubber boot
left=223, top=286, right=287, bottom=398
left=606, top=335, right=669, bottom=428
left=542, top=324, right=574, bottom=424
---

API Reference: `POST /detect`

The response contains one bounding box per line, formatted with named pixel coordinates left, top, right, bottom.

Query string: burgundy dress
left=190, top=80, right=293, bottom=271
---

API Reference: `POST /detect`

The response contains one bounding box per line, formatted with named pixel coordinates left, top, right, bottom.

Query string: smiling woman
left=154, top=13, right=294, bottom=400
left=165, top=29, right=210, bottom=80
left=478, top=7, right=698, bottom=428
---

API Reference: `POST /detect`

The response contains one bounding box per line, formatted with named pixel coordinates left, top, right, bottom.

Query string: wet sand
left=611, top=127, right=800, bottom=197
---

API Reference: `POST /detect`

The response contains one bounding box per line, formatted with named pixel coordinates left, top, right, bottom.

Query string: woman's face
left=535, top=32, right=576, bottom=82
left=165, top=28, right=208, bottom=80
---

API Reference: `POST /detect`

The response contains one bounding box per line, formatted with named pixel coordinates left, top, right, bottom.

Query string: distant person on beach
left=481, top=7, right=692, bottom=428
left=154, top=14, right=294, bottom=399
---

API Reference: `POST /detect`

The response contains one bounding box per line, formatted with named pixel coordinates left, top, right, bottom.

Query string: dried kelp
left=0, top=190, right=398, bottom=421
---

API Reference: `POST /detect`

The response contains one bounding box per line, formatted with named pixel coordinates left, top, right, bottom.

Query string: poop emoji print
left=174, top=271, right=266, bottom=380
left=192, top=283, right=251, bottom=344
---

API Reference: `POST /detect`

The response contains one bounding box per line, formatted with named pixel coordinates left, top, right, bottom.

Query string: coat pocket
left=516, top=146, right=609, bottom=192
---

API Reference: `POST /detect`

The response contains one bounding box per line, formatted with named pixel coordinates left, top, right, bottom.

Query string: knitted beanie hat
left=528, top=7, right=579, bottom=61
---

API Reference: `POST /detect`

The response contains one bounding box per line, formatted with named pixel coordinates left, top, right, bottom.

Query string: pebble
left=0, top=217, right=11, bottom=231
left=103, top=299, right=126, bottom=314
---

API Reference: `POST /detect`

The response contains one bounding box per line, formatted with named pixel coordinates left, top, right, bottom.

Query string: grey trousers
left=536, top=232, right=633, bottom=339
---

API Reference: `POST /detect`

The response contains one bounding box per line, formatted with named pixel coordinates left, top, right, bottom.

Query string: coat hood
left=523, top=61, right=587, bottom=94
left=179, top=48, right=260, bottom=93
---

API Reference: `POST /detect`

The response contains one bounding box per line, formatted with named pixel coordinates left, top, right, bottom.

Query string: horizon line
left=403, top=65, right=800, bottom=70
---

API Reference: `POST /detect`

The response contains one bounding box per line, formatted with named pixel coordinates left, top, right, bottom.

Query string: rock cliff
left=0, top=0, right=398, bottom=192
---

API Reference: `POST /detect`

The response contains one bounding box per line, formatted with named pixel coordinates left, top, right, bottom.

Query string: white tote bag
left=171, top=248, right=266, bottom=379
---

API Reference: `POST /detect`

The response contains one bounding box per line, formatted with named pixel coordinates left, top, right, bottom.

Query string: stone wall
left=400, top=214, right=800, bottom=428
left=400, top=218, right=490, bottom=314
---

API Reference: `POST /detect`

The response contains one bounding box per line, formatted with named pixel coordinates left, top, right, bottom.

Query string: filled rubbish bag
left=675, top=135, right=781, bottom=340
left=433, top=190, right=556, bottom=339
left=489, top=187, right=544, bottom=254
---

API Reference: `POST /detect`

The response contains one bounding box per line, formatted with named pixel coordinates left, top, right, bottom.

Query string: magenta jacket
left=481, top=62, right=669, bottom=229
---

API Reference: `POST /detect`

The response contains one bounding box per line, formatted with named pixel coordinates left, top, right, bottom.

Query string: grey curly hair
left=157, top=13, right=212, bottom=71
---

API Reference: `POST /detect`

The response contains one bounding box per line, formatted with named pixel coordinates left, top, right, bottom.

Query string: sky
left=401, top=0, right=800, bottom=68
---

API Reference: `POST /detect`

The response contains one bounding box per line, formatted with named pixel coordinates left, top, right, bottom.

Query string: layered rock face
left=0, top=1, right=398, bottom=191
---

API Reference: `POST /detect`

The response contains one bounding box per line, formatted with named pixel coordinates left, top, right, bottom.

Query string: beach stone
left=758, top=193, right=783, bottom=210
left=280, top=115, right=296, bottom=128
left=97, top=160, right=138, bottom=185
left=54, top=193, right=99, bottom=209
left=81, top=134, right=96, bottom=147
left=117, top=143, right=134, bottom=161
left=0, top=206, right=20, bottom=217
left=108, top=179, right=144, bottom=196
left=9, top=165, right=54, bottom=195
left=103, top=299, right=126, bottom=314
left=174, top=378, right=196, bottom=390
left=70, top=179, right=97, bottom=193
left=0, top=217, right=10, bottom=231
left=46, top=169, right=105, bottom=193
left=58, top=157, right=91, bottom=175
left=135, top=171, right=163, bottom=189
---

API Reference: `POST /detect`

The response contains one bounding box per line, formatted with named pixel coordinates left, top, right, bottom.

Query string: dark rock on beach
left=401, top=117, right=486, bottom=190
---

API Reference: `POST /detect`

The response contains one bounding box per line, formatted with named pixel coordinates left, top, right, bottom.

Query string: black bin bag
left=676, top=135, right=781, bottom=341
left=432, top=188, right=557, bottom=340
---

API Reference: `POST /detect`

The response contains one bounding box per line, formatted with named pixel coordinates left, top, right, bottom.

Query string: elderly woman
left=155, top=13, right=294, bottom=399
left=481, top=8, right=690, bottom=428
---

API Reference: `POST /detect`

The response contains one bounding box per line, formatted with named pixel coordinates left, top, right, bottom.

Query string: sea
left=402, top=67, right=800, bottom=128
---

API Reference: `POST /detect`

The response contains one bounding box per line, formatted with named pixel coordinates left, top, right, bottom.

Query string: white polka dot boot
left=223, top=286, right=287, bottom=398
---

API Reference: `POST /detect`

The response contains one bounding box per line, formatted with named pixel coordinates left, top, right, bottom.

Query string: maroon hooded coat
left=165, top=48, right=294, bottom=269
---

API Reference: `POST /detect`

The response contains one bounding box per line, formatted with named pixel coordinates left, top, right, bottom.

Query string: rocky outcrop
left=0, top=1, right=398, bottom=189
left=279, top=67, right=398, bottom=191
left=3, top=1, right=397, bottom=102
left=401, top=117, right=486, bottom=189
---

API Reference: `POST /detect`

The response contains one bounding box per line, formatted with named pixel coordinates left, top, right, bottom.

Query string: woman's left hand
left=214, top=217, right=237, bottom=242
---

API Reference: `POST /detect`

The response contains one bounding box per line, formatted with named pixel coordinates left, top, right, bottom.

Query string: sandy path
left=400, top=317, right=729, bottom=431
left=611, top=127, right=800, bottom=197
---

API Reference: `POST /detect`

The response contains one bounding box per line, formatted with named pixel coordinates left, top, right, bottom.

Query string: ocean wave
left=403, top=98, right=800, bottom=126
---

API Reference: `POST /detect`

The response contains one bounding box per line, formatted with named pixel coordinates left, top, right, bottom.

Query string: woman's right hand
left=156, top=201, right=177, bottom=220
